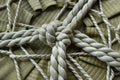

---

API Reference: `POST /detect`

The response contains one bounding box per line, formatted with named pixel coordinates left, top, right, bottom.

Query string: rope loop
left=38, top=20, right=73, bottom=47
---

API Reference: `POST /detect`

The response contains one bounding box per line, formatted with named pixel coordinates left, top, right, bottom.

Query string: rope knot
left=56, top=26, right=73, bottom=46
left=38, top=20, right=73, bottom=47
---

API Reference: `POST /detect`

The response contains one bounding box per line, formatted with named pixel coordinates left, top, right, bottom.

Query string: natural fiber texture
left=0, top=0, right=120, bottom=80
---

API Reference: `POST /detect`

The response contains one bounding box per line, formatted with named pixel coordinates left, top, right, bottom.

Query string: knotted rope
left=1, top=0, right=120, bottom=80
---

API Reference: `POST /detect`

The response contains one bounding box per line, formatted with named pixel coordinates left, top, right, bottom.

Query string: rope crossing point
left=0, top=0, right=120, bottom=80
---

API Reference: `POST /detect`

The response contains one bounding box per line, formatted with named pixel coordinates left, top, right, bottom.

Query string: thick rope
left=63, top=0, right=97, bottom=30
left=0, top=1, right=97, bottom=80
left=0, top=0, right=96, bottom=47
left=51, top=1, right=97, bottom=80
left=98, top=0, right=113, bottom=79
left=2, top=0, right=120, bottom=80
left=90, top=0, right=116, bottom=79
left=62, top=0, right=85, bottom=26
left=73, top=30, right=120, bottom=71
left=50, top=45, right=58, bottom=80
left=0, top=20, right=62, bottom=47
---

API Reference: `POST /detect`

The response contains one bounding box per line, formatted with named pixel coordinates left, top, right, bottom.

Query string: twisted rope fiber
left=54, top=0, right=75, bottom=20
left=73, top=30, right=120, bottom=71
left=2, top=0, right=120, bottom=78
left=96, top=0, right=113, bottom=79
left=10, top=0, right=48, bottom=79
left=0, top=0, right=86, bottom=47
left=68, top=55, right=92, bottom=80
left=6, top=0, right=22, bottom=80
left=90, top=4, right=111, bottom=79
left=2, top=0, right=120, bottom=79
left=0, top=0, right=96, bottom=47
left=9, top=49, right=21, bottom=80
left=50, top=0, right=97, bottom=80
left=0, top=20, right=62, bottom=47
left=0, top=48, right=89, bottom=58
left=12, top=0, right=22, bottom=31
left=7, top=1, right=48, bottom=79
left=66, top=60, right=83, bottom=80
left=115, top=25, right=120, bottom=43
left=62, top=0, right=85, bottom=26
left=68, top=55, right=93, bottom=80
left=6, top=0, right=12, bottom=32
left=89, top=13, right=107, bottom=45
left=20, top=46, right=49, bottom=80
left=90, top=0, right=115, bottom=79
left=90, top=9, right=120, bottom=45
left=1, top=0, right=97, bottom=80
left=9, top=52, right=89, bottom=59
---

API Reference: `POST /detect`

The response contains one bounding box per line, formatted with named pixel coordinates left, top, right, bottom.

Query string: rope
left=51, top=1, right=97, bottom=80
left=9, top=52, right=89, bottom=59
left=1, top=0, right=120, bottom=80
left=55, top=0, right=74, bottom=20
left=9, top=49, right=22, bottom=80
left=68, top=55, right=92, bottom=80
left=20, top=46, right=48, bottom=80
left=66, top=60, right=83, bottom=80
left=12, top=0, right=22, bottom=31
left=6, top=0, right=22, bottom=80
left=0, top=1, right=97, bottom=80
left=89, top=13, right=107, bottom=45
left=73, top=30, right=120, bottom=71
left=0, top=21, right=62, bottom=47
left=99, top=0, right=113, bottom=79
left=6, top=0, right=12, bottom=32
left=90, top=0, right=116, bottom=79
left=62, top=0, right=85, bottom=26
